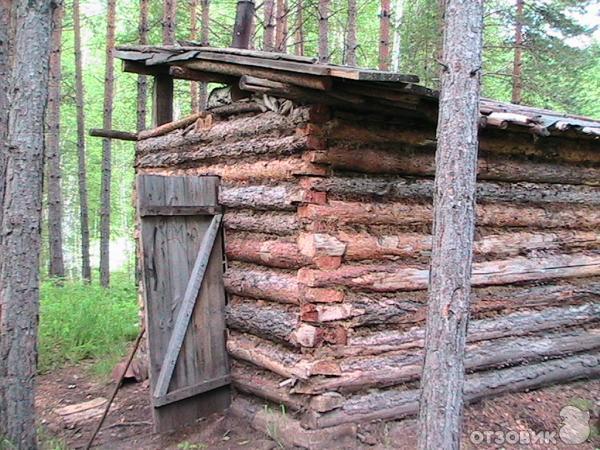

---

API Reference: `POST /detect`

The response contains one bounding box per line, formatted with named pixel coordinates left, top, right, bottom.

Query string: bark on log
left=224, top=210, right=300, bottom=235
left=296, top=328, right=600, bottom=394
left=311, top=352, right=600, bottom=428
left=226, top=296, right=347, bottom=347
left=310, top=146, right=600, bottom=185
left=136, top=109, right=308, bottom=155
left=226, top=298, right=300, bottom=344
left=220, top=183, right=321, bottom=211
left=299, top=200, right=600, bottom=230
left=226, top=234, right=311, bottom=269
left=226, top=332, right=312, bottom=379
left=230, top=396, right=357, bottom=449
left=90, top=128, right=138, bottom=141
left=306, top=175, right=600, bottom=205
left=137, top=133, right=309, bottom=168
left=324, top=118, right=600, bottom=164
left=333, top=230, right=600, bottom=261
left=343, top=302, right=600, bottom=354
left=224, top=266, right=300, bottom=303
left=138, top=156, right=327, bottom=181
left=232, top=364, right=306, bottom=411
left=138, top=111, right=205, bottom=140
left=298, top=253, right=600, bottom=292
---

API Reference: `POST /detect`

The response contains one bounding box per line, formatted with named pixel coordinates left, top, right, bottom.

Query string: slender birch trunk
left=417, top=0, right=484, bottom=449
left=391, top=0, right=403, bottom=71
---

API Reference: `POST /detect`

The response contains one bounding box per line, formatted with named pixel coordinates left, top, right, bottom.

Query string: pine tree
left=46, top=0, right=66, bottom=279
left=417, top=0, right=483, bottom=448
left=379, top=0, right=391, bottom=70
left=346, top=0, right=357, bottom=65
left=73, top=0, right=92, bottom=282
left=0, top=0, right=53, bottom=446
left=100, top=0, right=117, bottom=288
left=318, top=0, right=330, bottom=62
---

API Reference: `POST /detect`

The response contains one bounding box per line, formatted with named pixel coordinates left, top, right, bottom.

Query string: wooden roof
left=115, top=44, right=600, bottom=140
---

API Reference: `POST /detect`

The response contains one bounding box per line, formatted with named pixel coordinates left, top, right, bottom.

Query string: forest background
left=39, top=0, right=599, bottom=373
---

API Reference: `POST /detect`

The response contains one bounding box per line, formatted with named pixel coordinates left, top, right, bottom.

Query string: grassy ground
left=38, top=273, right=139, bottom=377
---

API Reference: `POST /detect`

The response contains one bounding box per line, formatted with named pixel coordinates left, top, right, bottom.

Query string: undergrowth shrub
left=38, top=273, right=139, bottom=374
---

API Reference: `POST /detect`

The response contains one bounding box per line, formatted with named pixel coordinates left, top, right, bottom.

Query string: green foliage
left=38, top=273, right=138, bottom=374
left=46, top=0, right=598, bottom=280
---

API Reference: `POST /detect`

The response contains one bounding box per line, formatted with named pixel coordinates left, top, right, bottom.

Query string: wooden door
left=137, top=174, right=230, bottom=432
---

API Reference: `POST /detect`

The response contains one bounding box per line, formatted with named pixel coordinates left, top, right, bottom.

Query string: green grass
left=38, top=273, right=139, bottom=376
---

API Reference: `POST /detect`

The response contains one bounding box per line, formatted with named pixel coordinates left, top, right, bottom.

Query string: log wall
left=137, top=103, right=600, bottom=442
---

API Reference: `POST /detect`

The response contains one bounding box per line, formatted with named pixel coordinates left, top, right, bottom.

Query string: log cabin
left=114, top=45, right=600, bottom=447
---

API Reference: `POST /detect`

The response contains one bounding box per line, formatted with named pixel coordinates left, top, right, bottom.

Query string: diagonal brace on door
left=153, top=214, right=223, bottom=402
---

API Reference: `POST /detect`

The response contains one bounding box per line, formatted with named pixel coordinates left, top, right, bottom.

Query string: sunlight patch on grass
left=39, top=273, right=139, bottom=376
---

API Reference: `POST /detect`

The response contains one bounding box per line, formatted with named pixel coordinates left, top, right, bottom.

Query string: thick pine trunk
left=46, top=0, right=65, bottom=279
left=511, top=0, right=524, bottom=104
left=0, top=1, right=52, bottom=447
left=100, top=0, right=116, bottom=288
left=73, top=0, right=92, bottom=282
left=346, top=0, right=357, bottom=66
left=318, top=0, right=330, bottom=63
left=378, top=0, right=391, bottom=70
left=232, top=0, right=255, bottom=48
left=137, top=0, right=149, bottom=131
left=275, top=0, right=288, bottom=51
left=417, top=1, right=483, bottom=448
left=0, top=0, right=9, bottom=245
left=263, top=0, right=275, bottom=51
left=163, top=0, right=177, bottom=44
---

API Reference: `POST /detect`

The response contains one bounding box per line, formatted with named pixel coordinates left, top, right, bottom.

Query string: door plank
left=153, top=214, right=223, bottom=400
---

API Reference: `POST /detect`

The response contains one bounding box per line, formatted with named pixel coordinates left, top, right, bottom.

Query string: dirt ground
left=37, top=365, right=599, bottom=449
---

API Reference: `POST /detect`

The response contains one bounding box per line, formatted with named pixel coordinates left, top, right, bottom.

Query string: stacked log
left=137, top=102, right=600, bottom=441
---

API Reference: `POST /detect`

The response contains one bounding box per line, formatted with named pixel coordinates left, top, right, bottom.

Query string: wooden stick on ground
left=85, top=327, right=146, bottom=450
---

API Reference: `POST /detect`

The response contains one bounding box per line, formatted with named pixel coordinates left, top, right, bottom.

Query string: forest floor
left=37, top=364, right=599, bottom=450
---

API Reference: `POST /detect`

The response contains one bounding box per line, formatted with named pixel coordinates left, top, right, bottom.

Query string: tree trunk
left=46, top=0, right=65, bottom=279
left=275, top=0, right=288, bottom=52
left=391, top=0, right=403, bottom=71
left=0, top=1, right=52, bottom=447
left=137, top=0, right=149, bottom=131
left=198, top=0, right=210, bottom=109
left=232, top=0, right=255, bottom=48
left=263, top=0, right=275, bottom=51
left=318, top=0, right=330, bottom=62
left=511, top=0, right=524, bottom=104
left=417, top=0, right=483, bottom=449
left=379, top=0, right=391, bottom=70
left=73, top=0, right=92, bottom=282
left=346, top=0, right=357, bottom=66
left=294, top=0, right=304, bottom=56
left=190, top=0, right=199, bottom=112
left=0, top=0, right=12, bottom=251
left=163, top=0, right=177, bottom=44
left=100, top=0, right=116, bottom=288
